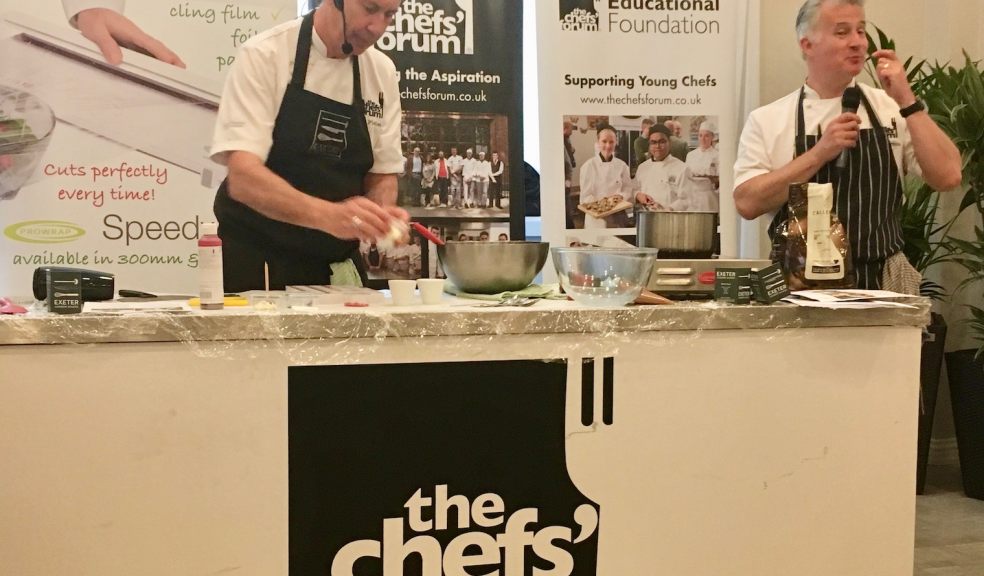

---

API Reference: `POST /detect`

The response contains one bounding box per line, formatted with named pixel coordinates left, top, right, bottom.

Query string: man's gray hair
left=795, top=0, right=865, bottom=40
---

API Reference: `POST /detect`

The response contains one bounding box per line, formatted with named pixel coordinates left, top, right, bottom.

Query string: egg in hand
left=376, top=220, right=408, bottom=250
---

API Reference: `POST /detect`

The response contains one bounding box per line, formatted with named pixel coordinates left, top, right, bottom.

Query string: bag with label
left=770, top=182, right=855, bottom=290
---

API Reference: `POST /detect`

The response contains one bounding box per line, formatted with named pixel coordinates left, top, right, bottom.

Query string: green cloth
left=443, top=283, right=564, bottom=301
left=329, top=259, right=363, bottom=287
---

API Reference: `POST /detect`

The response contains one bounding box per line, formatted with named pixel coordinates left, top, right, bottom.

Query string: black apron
left=769, top=86, right=904, bottom=289
left=214, top=12, right=373, bottom=292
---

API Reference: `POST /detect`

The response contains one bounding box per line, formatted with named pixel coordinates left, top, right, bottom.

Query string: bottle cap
left=201, top=222, right=219, bottom=236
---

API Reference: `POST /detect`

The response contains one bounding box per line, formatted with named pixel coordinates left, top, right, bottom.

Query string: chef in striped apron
left=732, top=0, right=961, bottom=290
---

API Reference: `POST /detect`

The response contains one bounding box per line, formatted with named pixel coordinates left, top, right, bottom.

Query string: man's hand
left=76, top=8, right=186, bottom=68
left=872, top=49, right=917, bottom=107
left=814, top=112, right=861, bottom=164
left=325, top=196, right=407, bottom=242
left=634, top=192, right=668, bottom=211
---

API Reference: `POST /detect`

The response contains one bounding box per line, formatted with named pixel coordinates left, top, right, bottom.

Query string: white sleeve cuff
left=62, top=0, right=126, bottom=27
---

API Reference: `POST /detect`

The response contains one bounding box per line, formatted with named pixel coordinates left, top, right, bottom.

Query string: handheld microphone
left=334, top=0, right=353, bottom=55
left=836, top=86, right=862, bottom=169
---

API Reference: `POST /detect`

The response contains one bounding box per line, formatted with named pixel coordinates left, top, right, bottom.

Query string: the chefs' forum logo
left=560, top=0, right=600, bottom=31
left=330, top=485, right=599, bottom=576
left=379, top=0, right=474, bottom=55
left=363, top=92, right=385, bottom=120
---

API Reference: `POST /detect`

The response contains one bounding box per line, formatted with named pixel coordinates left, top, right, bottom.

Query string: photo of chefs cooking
left=563, top=115, right=720, bottom=231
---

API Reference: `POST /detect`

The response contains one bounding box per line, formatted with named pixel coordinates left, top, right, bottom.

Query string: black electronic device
left=32, top=267, right=115, bottom=302
left=334, top=0, right=353, bottom=55
left=836, top=86, right=862, bottom=169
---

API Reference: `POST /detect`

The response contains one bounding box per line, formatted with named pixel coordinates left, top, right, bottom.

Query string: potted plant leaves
left=918, top=54, right=984, bottom=500
left=865, top=27, right=953, bottom=494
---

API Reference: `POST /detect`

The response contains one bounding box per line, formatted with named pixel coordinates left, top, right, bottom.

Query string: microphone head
left=841, top=86, right=862, bottom=112
left=342, top=41, right=353, bottom=55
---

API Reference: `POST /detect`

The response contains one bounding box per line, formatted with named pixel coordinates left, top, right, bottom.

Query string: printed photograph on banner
left=563, top=114, right=720, bottom=232
left=359, top=236, right=422, bottom=281
left=378, top=108, right=515, bottom=280
left=397, top=112, right=511, bottom=214
left=374, top=0, right=523, bottom=282
left=0, top=0, right=298, bottom=297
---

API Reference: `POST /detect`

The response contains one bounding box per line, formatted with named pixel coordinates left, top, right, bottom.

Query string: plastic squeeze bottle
left=198, top=222, right=224, bottom=310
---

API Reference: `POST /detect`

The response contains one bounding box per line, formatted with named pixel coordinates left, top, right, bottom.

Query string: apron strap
left=291, top=12, right=315, bottom=88
left=292, top=11, right=364, bottom=111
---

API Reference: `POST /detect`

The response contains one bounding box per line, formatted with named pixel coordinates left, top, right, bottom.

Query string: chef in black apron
left=211, top=0, right=405, bottom=292
left=733, top=1, right=961, bottom=290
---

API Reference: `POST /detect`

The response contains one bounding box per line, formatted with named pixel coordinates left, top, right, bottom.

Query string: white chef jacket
left=62, top=0, right=124, bottom=25
left=685, top=146, right=720, bottom=212
left=633, top=155, right=696, bottom=212
left=447, top=154, right=464, bottom=175
left=474, top=160, right=492, bottom=182
left=734, top=82, right=921, bottom=220
left=579, top=154, right=632, bottom=229
left=462, top=156, right=478, bottom=180
left=209, top=17, right=403, bottom=175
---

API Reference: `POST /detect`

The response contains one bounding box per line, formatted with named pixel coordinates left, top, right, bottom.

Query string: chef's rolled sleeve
left=209, top=43, right=277, bottom=166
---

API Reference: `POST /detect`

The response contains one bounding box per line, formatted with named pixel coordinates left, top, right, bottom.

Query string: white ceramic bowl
left=551, top=247, right=658, bottom=307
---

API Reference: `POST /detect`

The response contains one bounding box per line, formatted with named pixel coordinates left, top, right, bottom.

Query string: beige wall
left=760, top=0, right=984, bottom=105
left=757, top=0, right=984, bottom=444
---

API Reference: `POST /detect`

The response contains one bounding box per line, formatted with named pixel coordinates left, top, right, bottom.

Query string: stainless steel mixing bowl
left=437, top=241, right=550, bottom=294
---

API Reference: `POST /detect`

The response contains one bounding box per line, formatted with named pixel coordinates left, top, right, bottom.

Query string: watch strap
left=899, top=99, right=926, bottom=118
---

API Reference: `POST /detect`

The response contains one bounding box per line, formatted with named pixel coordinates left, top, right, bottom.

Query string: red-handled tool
left=0, top=296, right=28, bottom=314
left=410, top=222, right=445, bottom=246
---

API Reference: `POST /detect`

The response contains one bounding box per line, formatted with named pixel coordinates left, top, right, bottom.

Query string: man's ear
left=799, top=36, right=812, bottom=59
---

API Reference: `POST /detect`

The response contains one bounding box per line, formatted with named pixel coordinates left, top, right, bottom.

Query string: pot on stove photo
left=635, top=210, right=718, bottom=259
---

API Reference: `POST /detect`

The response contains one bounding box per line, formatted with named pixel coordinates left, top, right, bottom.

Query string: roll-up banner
left=536, top=0, right=755, bottom=274
left=366, top=0, right=525, bottom=282
left=0, top=1, right=297, bottom=298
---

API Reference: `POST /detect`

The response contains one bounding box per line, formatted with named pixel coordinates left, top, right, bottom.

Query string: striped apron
left=770, top=86, right=904, bottom=289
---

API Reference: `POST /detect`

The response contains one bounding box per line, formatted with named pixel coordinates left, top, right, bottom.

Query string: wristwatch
left=899, top=99, right=926, bottom=118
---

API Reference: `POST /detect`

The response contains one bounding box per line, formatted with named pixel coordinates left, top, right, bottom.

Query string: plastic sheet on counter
left=0, top=292, right=932, bottom=365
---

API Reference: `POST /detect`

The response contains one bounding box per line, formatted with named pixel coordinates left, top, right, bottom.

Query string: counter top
left=0, top=296, right=931, bottom=346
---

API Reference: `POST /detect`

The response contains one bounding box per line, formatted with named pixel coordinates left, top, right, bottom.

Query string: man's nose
left=849, top=31, right=867, bottom=49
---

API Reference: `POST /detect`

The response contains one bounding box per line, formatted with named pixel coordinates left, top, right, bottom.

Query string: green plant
left=867, top=26, right=984, bottom=354
left=865, top=26, right=947, bottom=298
left=914, top=55, right=984, bottom=216
left=864, top=26, right=925, bottom=88
left=900, top=176, right=948, bottom=299
left=920, top=55, right=984, bottom=357
left=947, top=225, right=984, bottom=358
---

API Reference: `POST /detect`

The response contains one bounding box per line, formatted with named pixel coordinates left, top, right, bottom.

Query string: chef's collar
left=310, top=26, right=346, bottom=61
left=598, top=153, right=614, bottom=162
left=802, top=78, right=859, bottom=101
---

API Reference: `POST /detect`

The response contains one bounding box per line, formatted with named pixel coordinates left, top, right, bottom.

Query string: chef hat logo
left=560, top=0, right=600, bottom=31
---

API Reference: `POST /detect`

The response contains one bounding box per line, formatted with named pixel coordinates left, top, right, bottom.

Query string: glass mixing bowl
left=0, top=85, right=56, bottom=200
left=551, top=247, right=658, bottom=307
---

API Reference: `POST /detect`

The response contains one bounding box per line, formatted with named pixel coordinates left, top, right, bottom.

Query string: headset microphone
left=334, top=0, right=353, bottom=55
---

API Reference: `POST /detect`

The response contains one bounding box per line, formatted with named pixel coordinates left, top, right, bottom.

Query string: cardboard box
left=751, top=264, right=790, bottom=304
left=714, top=268, right=751, bottom=304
